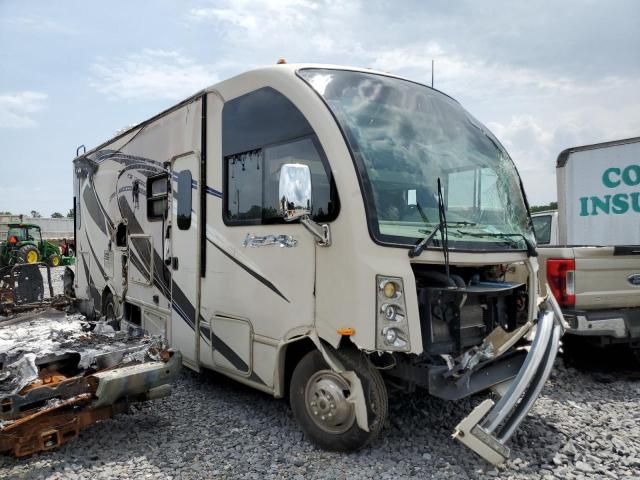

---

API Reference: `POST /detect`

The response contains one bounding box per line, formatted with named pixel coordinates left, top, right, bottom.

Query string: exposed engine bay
left=414, top=264, right=529, bottom=356
left=377, top=263, right=532, bottom=398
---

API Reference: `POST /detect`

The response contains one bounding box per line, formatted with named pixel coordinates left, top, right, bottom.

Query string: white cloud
left=90, top=49, right=219, bottom=101
left=370, top=43, right=590, bottom=98
left=0, top=92, right=48, bottom=128
left=188, top=0, right=320, bottom=28
left=186, top=0, right=364, bottom=60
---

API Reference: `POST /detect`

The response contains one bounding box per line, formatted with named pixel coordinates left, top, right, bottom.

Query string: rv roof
left=74, top=63, right=453, bottom=161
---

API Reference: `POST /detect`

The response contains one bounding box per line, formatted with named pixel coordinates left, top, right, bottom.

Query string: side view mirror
left=279, top=164, right=312, bottom=222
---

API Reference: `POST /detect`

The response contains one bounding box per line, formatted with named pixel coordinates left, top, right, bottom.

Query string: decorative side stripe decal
left=117, top=194, right=266, bottom=386
left=90, top=149, right=223, bottom=199
left=199, top=324, right=265, bottom=385
left=85, top=231, right=109, bottom=283
left=82, top=185, right=108, bottom=236
left=205, top=185, right=223, bottom=198
left=206, top=237, right=290, bottom=303
left=79, top=247, right=101, bottom=313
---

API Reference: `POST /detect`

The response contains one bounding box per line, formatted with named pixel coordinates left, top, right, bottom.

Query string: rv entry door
left=169, top=152, right=201, bottom=371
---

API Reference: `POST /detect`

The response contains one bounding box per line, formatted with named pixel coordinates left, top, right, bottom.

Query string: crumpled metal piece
left=93, top=322, right=116, bottom=337
left=459, top=342, right=496, bottom=371
left=0, top=353, right=38, bottom=396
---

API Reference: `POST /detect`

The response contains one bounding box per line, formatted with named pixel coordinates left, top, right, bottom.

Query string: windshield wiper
left=409, top=178, right=469, bottom=263
left=457, top=231, right=538, bottom=257
left=409, top=224, right=442, bottom=258
left=409, top=222, right=475, bottom=258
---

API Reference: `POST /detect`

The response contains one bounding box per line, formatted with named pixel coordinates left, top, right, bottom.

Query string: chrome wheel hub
left=305, top=370, right=355, bottom=434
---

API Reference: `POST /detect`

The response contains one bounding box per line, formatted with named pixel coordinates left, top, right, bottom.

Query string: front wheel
left=289, top=349, right=387, bottom=451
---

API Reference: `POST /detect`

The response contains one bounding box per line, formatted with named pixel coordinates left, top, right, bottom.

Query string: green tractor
left=0, top=223, right=64, bottom=267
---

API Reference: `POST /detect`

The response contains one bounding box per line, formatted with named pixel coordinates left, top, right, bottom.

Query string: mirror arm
left=300, top=216, right=331, bottom=247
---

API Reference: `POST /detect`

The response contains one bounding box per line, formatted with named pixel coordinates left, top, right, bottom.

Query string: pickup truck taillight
left=546, top=259, right=575, bottom=307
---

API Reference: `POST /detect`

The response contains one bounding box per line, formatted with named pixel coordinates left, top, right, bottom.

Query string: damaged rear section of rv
left=73, top=63, right=563, bottom=464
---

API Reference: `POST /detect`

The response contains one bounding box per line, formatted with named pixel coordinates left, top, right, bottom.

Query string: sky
left=1, top=0, right=639, bottom=216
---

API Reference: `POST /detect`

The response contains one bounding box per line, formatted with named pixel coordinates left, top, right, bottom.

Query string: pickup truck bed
left=537, top=244, right=640, bottom=347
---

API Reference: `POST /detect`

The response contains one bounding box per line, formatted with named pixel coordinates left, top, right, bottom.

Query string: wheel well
left=283, top=337, right=316, bottom=397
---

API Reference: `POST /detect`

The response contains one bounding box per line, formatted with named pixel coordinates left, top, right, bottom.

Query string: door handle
left=172, top=257, right=179, bottom=270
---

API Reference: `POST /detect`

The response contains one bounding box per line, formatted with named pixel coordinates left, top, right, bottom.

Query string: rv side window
left=532, top=215, right=552, bottom=245
left=223, top=87, right=339, bottom=225
left=147, top=173, right=169, bottom=221
left=225, top=137, right=337, bottom=224
left=176, top=170, right=192, bottom=230
left=226, top=151, right=262, bottom=222
left=263, top=138, right=334, bottom=222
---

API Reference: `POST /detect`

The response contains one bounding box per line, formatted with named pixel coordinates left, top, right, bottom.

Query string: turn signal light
left=546, top=259, right=575, bottom=307
left=337, top=327, right=355, bottom=336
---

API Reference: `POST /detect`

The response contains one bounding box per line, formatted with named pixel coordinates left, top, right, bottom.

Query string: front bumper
left=452, top=301, right=563, bottom=465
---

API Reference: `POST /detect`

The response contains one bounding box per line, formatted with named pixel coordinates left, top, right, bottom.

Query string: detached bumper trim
left=567, top=315, right=628, bottom=338
left=453, top=306, right=561, bottom=465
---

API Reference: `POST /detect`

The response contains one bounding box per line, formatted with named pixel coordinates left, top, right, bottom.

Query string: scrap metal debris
left=0, top=309, right=181, bottom=457
left=0, top=263, right=66, bottom=318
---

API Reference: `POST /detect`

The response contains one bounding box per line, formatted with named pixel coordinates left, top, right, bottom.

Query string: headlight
left=382, top=326, right=408, bottom=349
left=376, top=275, right=410, bottom=351
left=381, top=303, right=405, bottom=322
left=384, top=326, right=397, bottom=343
left=379, top=279, right=401, bottom=299
left=383, top=304, right=397, bottom=321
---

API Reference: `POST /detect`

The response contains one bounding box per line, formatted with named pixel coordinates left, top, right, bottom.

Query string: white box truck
left=72, top=63, right=563, bottom=464
left=534, top=137, right=640, bottom=358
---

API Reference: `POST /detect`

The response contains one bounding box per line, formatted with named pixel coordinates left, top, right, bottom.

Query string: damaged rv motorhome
left=73, top=64, right=563, bottom=464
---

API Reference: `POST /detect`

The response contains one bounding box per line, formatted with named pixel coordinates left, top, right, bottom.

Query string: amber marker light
left=337, top=327, right=355, bottom=336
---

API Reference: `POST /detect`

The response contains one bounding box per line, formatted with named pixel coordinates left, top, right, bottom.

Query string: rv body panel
left=75, top=98, right=203, bottom=354
left=74, top=64, right=562, bottom=463
left=170, top=152, right=201, bottom=370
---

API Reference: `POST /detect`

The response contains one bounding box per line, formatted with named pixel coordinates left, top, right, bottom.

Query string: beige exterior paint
left=73, top=64, right=561, bottom=463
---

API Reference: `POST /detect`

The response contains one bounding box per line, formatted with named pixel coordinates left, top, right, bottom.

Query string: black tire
left=48, top=254, right=61, bottom=267
left=103, top=292, right=120, bottom=330
left=18, top=244, right=39, bottom=264
left=289, top=348, right=387, bottom=451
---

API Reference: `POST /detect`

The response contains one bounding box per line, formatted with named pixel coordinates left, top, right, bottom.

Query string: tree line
left=0, top=209, right=74, bottom=218
left=529, top=201, right=557, bottom=213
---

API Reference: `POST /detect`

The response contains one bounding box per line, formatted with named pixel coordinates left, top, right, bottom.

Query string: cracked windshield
left=299, top=69, right=534, bottom=250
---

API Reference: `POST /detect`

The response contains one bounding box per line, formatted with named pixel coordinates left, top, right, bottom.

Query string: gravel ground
left=1, top=269, right=638, bottom=479
left=1, top=347, right=638, bottom=479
